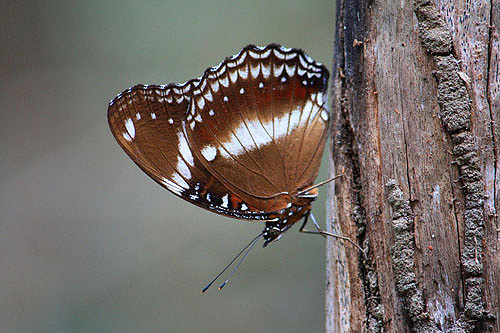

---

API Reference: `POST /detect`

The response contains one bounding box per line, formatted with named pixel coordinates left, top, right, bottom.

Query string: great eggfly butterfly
left=108, top=44, right=330, bottom=289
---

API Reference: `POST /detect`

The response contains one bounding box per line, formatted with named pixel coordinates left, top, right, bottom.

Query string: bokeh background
left=1, top=1, right=335, bottom=331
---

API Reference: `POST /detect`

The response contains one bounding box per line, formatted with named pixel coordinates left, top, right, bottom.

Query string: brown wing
left=184, top=44, right=330, bottom=211
left=107, top=83, right=275, bottom=221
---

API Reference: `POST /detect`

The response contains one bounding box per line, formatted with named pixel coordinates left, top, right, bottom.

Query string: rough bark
left=326, top=0, right=499, bottom=332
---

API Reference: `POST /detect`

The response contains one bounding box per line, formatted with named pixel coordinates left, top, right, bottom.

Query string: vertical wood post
left=326, top=0, right=499, bottom=331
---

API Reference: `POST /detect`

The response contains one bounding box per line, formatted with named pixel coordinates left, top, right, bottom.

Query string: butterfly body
left=108, top=44, right=329, bottom=245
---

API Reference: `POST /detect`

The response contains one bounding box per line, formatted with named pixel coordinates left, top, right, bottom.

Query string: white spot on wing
left=223, top=96, right=229, bottom=102
left=240, top=88, right=245, bottom=94
left=229, top=69, right=238, bottom=83
left=273, top=63, right=284, bottom=77
left=299, top=56, right=308, bottom=69
left=171, top=173, right=190, bottom=189
left=321, top=110, right=329, bottom=121
left=236, top=51, right=247, bottom=65
left=125, top=118, right=135, bottom=139
left=199, top=80, right=207, bottom=91
left=136, top=113, right=141, bottom=120
left=176, top=156, right=191, bottom=179
left=261, top=48, right=271, bottom=58
left=209, top=109, right=215, bottom=116
left=221, top=194, right=229, bottom=208
left=201, top=145, right=217, bottom=162
left=216, top=63, right=225, bottom=76
left=197, top=97, right=205, bottom=110
left=259, top=82, right=264, bottom=88
left=303, top=53, right=314, bottom=63
left=123, top=133, right=132, bottom=142
left=248, top=50, right=260, bottom=59
left=220, top=76, right=229, bottom=88
left=308, top=104, right=321, bottom=126
left=238, top=66, right=248, bottom=79
left=204, top=90, right=213, bottom=102
left=316, top=92, right=325, bottom=104
left=301, top=100, right=313, bottom=118
left=189, top=100, right=196, bottom=115
left=177, top=132, right=194, bottom=166
left=219, top=133, right=244, bottom=157
left=218, top=114, right=301, bottom=158
left=210, top=80, right=220, bottom=93
left=271, top=108, right=291, bottom=138
left=261, top=63, right=271, bottom=78
left=273, top=48, right=284, bottom=59
left=162, top=177, right=184, bottom=193
left=168, top=118, right=174, bottom=124
left=290, top=107, right=302, bottom=129
left=250, top=63, right=260, bottom=78
left=151, top=113, right=156, bottom=119
left=241, top=203, right=248, bottom=211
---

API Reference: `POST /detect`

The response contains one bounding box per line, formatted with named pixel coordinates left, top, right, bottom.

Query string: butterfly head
left=262, top=188, right=318, bottom=247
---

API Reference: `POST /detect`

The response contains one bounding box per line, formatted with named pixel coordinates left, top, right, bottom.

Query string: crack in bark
left=397, top=65, right=414, bottom=202
left=448, top=169, right=466, bottom=310
left=486, top=0, right=498, bottom=241
left=340, top=109, right=385, bottom=333
left=413, top=0, right=488, bottom=330
left=330, top=1, right=384, bottom=331
left=385, top=180, right=439, bottom=332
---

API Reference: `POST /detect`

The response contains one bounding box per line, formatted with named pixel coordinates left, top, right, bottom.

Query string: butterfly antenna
left=218, top=232, right=261, bottom=291
left=296, top=174, right=344, bottom=196
left=201, top=232, right=263, bottom=293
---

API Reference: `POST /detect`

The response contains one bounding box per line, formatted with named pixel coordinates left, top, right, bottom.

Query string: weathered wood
left=326, top=0, right=499, bottom=332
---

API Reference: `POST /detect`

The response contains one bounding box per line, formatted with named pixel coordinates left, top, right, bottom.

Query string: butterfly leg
left=299, top=213, right=366, bottom=257
left=298, top=214, right=327, bottom=238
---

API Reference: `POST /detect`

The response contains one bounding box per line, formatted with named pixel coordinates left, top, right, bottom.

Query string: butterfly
left=108, top=44, right=332, bottom=290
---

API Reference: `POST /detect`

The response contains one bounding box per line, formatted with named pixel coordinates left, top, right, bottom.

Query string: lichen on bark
left=386, top=180, right=438, bottom=332
left=413, top=0, right=487, bottom=329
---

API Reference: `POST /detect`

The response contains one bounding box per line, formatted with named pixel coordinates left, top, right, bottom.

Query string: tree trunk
left=326, top=0, right=499, bottom=332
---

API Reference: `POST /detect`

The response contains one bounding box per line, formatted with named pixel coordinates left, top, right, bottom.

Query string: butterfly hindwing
left=108, top=83, right=272, bottom=220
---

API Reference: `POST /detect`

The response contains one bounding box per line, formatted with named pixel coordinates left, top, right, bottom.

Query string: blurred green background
left=0, top=1, right=335, bottom=332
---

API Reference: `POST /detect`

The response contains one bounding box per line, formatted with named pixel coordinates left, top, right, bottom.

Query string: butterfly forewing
left=185, top=45, right=329, bottom=211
